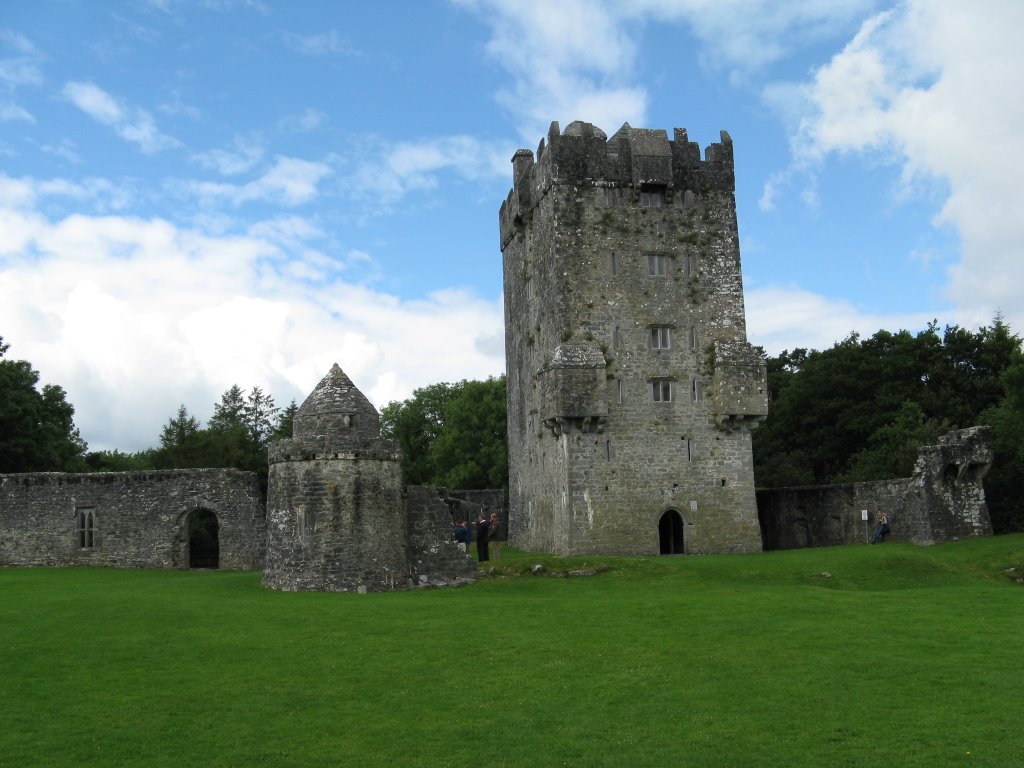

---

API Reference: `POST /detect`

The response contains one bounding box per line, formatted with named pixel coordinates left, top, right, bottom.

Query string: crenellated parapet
left=500, top=120, right=735, bottom=250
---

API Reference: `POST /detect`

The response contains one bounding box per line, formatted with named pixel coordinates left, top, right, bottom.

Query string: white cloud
left=61, top=81, right=179, bottom=154
left=745, top=283, right=938, bottom=355
left=0, top=102, right=33, bottom=123
left=190, top=156, right=332, bottom=207
left=339, top=135, right=511, bottom=211
left=768, top=0, right=1024, bottom=335
left=193, top=134, right=266, bottom=176
left=0, top=178, right=504, bottom=452
left=279, top=107, right=326, bottom=133
left=455, top=0, right=878, bottom=139
left=282, top=29, right=358, bottom=57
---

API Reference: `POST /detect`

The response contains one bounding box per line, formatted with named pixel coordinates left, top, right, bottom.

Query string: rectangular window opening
left=651, top=380, right=673, bottom=402
left=650, top=326, right=671, bottom=351
left=647, top=253, right=670, bottom=277
left=640, top=186, right=666, bottom=209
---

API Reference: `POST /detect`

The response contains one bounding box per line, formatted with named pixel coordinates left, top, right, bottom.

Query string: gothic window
left=651, top=380, right=672, bottom=402
left=650, top=326, right=671, bottom=350
left=640, top=186, right=665, bottom=208
left=647, top=253, right=670, bottom=276
left=77, top=508, right=95, bottom=549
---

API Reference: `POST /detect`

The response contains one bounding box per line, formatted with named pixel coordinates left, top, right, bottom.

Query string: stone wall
left=501, top=120, right=767, bottom=556
left=757, top=427, right=994, bottom=549
left=0, top=469, right=264, bottom=569
left=405, top=486, right=478, bottom=586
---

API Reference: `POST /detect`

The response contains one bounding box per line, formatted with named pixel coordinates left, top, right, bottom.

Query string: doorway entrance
left=187, top=509, right=220, bottom=569
left=659, top=509, right=684, bottom=555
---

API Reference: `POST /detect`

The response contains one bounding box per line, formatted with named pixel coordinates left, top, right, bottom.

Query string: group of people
left=453, top=513, right=501, bottom=562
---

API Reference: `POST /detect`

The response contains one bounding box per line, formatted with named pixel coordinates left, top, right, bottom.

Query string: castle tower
left=499, top=121, right=768, bottom=556
left=263, top=364, right=408, bottom=591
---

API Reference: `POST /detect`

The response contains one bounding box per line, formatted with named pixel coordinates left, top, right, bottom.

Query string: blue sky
left=2, top=0, right=1022, bottom=452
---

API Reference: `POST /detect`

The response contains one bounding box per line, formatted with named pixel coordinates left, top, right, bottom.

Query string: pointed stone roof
left=292, top=363, right=381, bottom=442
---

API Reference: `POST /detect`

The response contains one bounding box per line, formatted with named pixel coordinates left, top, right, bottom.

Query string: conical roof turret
left=291, top=363, right=381, bottom=442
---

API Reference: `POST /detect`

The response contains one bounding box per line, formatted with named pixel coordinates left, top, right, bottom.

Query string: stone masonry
left=757, top=427, right=994, bottom=549
left=0, top=468, right=264, bottom=569
left=500, top=120, right=768, bottom=556
left=263, top=364, right=476, bottom=592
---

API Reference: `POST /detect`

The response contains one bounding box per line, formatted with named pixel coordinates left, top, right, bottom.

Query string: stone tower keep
left=499, top=121, right=768, bottom=556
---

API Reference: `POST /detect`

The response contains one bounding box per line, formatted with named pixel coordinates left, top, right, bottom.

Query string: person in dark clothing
left=476, top=513, right=490, bottom=562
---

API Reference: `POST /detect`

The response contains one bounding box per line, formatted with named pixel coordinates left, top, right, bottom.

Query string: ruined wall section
left=0, top=469, right=264, bottom=569
left=501, top=121, right=767, bottom=556
left=404, top=486, right=478, bottom=587
left=757, top=427, right=994, bottom=549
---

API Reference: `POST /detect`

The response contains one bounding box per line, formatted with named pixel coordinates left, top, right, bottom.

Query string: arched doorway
left=659, top=509, right=684, bottom=555
left=187, top=509, right=220, bottom=569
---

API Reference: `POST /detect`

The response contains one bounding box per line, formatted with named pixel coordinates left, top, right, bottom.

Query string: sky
left=2, top=0, right=1023, bottom=453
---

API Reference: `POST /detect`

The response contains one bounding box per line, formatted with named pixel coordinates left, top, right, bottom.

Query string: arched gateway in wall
left=659, top=509, right=685, bottom=555
left=187, top=508, right=220, bottom=569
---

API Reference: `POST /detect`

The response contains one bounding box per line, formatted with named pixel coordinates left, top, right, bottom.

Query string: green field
left=2, top=536, right=1022, bottom=767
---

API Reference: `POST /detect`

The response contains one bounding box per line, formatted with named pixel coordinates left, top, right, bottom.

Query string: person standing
left=488, top=512, right=502, bottom=560
left=870, top=511, right=891, bottom=544
left=476, top=513, right=490, bottom=562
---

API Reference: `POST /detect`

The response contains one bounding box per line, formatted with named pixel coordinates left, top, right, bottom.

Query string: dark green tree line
left=753, top=319, right=1023, bottom=532
left=0, top=336, right=87, bottom=472
left=380, top=375, right=507, bottom=489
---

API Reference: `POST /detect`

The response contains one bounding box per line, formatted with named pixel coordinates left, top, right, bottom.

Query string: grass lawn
left=2, top=535, right=1022, bottom=767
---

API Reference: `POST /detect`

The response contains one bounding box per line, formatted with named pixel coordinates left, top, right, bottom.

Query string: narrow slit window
left=689, top=326, right=699, bottom=350
left=617, top=378, right=625, bottom=404
left=692, top=378, right=702, bottom=402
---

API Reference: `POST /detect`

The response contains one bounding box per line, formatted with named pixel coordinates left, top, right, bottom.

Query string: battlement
left=500, top=120, right=735, bottom=250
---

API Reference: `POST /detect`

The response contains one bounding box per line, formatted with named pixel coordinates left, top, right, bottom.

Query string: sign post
left=862, top=509, right=869, bottom=542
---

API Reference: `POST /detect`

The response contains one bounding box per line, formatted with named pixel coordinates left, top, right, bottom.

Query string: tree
left=270, top=399, right=298, bottom=441
left=208, top=384, right=246, bottom=432
left=160, top=404, right=200, bottom=450
left=0, top=337, right=87, bottom=472
left=429, top=376, right=507, bottom=489
left=242, top=385, right=278, bottom=444
left=980, top=350, right=1024, bottom=533
left=753, top=319, right=1023, bottom=532
left=380, top=377, right=508, bottom=489
left=381, top=381, right=462, bottom=485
